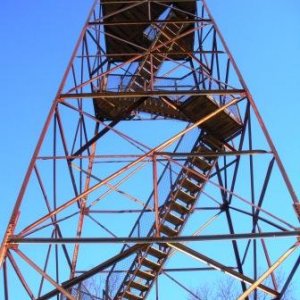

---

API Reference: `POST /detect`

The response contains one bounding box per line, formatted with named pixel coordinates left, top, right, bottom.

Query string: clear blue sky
left=0, top=0, right=300, bottom=296
left=2, top=0, right=299, bottom=232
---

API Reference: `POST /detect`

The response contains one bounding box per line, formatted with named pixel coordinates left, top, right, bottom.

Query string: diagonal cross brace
left=167, top=242, right=279, bottom=298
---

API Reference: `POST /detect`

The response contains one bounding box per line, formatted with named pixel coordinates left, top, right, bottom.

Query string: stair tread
left=147, top=246, right=167, bottom=259
left=164, top=211, right=184, bottom=226
left=160, top=224, right=178, bottom=237
left=203, top=134, right=224, bottom=151
left=164, top=26, right=177, bottom=36
left=144, top=60, right=159, bottom=68
left=123, top=291, right=143, bottom=300
left=134, top=269, right=155, bottom=281
left=194, top=145, right=217, bottom=161
left=141, top=66, right=151, bottom=74
left=130, top=81, right=143, bottom=88
left=175, top=189, right=196, bottom=204
left=128, top=280, right=149, bottom=292
left=190, top=156, right=211, bottom=171
left=183, top=168, right=206, bottom=183
left=180, top=177, right=201, bottom=194
left=170, top=201, right=191, bottom=215
left=141, top=258, right=161, bottom=270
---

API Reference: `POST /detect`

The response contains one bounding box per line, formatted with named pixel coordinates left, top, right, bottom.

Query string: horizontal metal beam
left=10, top=230, right=300, bottom=244
left=88, top=19, right=211, bottom=26
left=158, top=150, right=270, bottom=157
left=76, top=50, right=225, bottom=58
left=100, top=0, right=207, bottom=4
left=168, top=243, right=279, bottom=297
left=99, top=0, right=206, bottom=4
left=60, top=89, right=246, bottom=99
left=76, top=266, right=219, bottom=273
left=37, top=244, right=143, bottom=300
left=37, top=150, right=269, bottom=161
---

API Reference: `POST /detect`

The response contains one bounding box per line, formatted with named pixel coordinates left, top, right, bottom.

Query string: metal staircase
left=93, top=10, right=187, bottom=121
left=114, top=129, right=241, bottom=300
left=101, top=6, right=243, bottom=300
left=127, top=16, right=183, bottom=91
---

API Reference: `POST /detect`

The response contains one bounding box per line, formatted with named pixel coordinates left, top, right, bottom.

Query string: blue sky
left=0, top=0, right=300, bottom=296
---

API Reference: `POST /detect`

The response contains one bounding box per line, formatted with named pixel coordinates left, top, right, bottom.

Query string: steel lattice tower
left=1, top=1, right=299, bottom=299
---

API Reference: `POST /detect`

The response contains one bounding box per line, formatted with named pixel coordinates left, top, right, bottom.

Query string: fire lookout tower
left=1, top=1, right=300, bottom=299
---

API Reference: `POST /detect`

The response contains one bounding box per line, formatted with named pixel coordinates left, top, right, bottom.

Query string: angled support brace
left=37, top=244, right=144, bottom=300
left=237, top=243, right=299, bottom=300
left=167, top=242, right=279, bottom=298
left=70, top=97, right=148, bottom=160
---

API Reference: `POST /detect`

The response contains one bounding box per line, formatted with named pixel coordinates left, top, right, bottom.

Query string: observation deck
left=101, top=0, right=196, bottom=61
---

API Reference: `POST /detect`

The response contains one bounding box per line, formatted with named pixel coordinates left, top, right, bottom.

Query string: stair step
left=195, top=145, right=217, bottom=161
left=180, top=177, right=201, bottom=194
left=175, top=189, right=196, bottom=205
left=139, top=73, right=151, bottom=82
left=130, top=79, right=143, bottom=89
left=165, top=24, right=181, bottom=34
left=183, top=168, right=206, bottom=183
left=152, top=55, right=161, bottom=63
left=123, top=291, right=143, bottom=300
left=164, top=26, right=177, bottom=36
left=157, top=34, right=168, bottom=42
left=170, top=23, right=181, bottom=30
left=141, top=258, right=161, bottom=271
left=147, top=246, right=167, bottom=259
left=144, top=60, right=159, bottom=69
left=203, top=134, right=224, bottom=151
left=160, top=224, right=178, bottom=237
left=164, top=212, right=184, bottom=226
left=134, top=269, right=155, bottom=281
left=190, top=156, right=211, bottom=171
left=170, top=201, right=190, bottom=215
left=129, top=280, right=149, bottom=292
left=156, top=39, right=169, bottom=49
left=141, top=66, right=151, bottom=74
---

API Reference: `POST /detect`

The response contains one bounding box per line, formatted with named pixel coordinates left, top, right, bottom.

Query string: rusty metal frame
left=1, top=1, right=299, bottom=299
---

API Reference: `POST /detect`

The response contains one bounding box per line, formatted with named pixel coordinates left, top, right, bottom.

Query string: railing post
left=153, top=153, right=160, bottom=237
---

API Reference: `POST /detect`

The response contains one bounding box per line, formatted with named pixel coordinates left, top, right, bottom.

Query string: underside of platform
left=94, top=94, right=242, bottom=141
left=102, top=0, right=196, bottom=61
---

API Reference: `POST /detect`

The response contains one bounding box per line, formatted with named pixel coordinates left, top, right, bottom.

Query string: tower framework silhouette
left=1, top=1, right=300, bottom=299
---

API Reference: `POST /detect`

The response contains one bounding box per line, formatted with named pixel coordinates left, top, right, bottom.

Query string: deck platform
left=94, top=94, right=242, bottom=141
left=101, top=0, right=196, bottom=61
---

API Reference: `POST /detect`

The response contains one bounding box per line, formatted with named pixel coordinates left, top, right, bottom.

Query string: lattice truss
left=1, top=1, right=299, bottom=299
